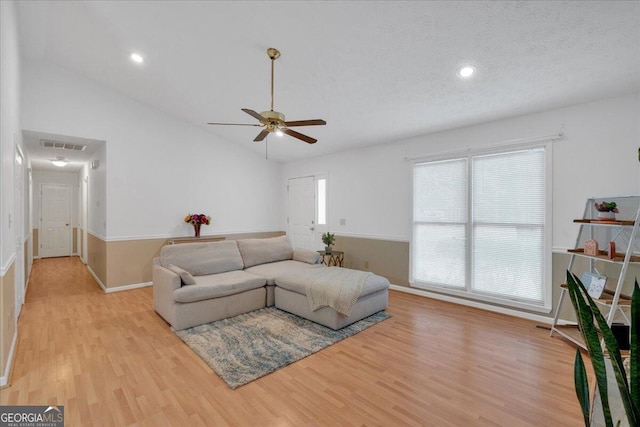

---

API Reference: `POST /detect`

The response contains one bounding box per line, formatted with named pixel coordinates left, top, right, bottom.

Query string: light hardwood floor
left=1, top=257, right=584, bottom=426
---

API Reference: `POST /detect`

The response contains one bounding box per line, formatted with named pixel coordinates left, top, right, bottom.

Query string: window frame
left=409, top=141, right=553, bottom=313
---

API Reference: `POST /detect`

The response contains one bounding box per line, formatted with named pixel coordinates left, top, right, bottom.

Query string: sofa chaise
left=152, top=235, right=389, bottom=330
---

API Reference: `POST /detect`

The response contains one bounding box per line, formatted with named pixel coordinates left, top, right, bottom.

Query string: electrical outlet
left=340, top=218, right=346, bottom=226
left=364, top=261, right=369, bottom=269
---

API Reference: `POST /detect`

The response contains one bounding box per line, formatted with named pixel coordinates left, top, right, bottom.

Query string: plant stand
left=550, top=196, right=640, bottom=351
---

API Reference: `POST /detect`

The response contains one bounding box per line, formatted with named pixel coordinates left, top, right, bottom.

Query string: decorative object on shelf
left=184, top=213, right=211, bottom=237
left=594, top=201, right=619, bottom=220
left=584, top=239, right=599, bottom=257
left=321, top=232, right=336, bottom=253
left=581, top=271, right=607, bottom=299
left=609, top=242, right=617, bottom=260
left=567, top=272, right=640, bottom=427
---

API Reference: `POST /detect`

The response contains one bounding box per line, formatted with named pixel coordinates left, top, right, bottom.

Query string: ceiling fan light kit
left=208, top=48, right=326, bottom=145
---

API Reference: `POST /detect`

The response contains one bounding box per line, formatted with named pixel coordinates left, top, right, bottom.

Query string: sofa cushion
left=236, top=235, right=293, bottom=268
left=245, top=260, right=324, bottom=285
left=173, top=270, right=266, bottom=303
left=160, top=240, right=244, bottom=276
left=293, top=248, right=321, bottom=264
left=167, top=264, right=196, bottom=285
left=276, top=268, right=390, bottom=298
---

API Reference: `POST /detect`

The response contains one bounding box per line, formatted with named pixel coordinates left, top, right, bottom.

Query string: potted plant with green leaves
left=595, top=201, right=620, bottom=220
left=322, top=232, right=335, bottom=253
left=566, top=271, right=640, bottom=426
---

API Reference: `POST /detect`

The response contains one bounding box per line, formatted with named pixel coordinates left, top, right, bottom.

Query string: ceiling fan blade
left=254, top=130, right=269, bottom=142
left=207, top=122, right=262, bottom=126
left=241, top=108, right=265, bottom=122
left=284, top=119, right=327, bottom=127
left=283, top=128, right=317, bottom=144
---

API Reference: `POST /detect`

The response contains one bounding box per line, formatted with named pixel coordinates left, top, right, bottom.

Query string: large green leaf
left=567, top=272, right=614, bottom=427
left=571, top=272, right=638, bottom=425
left=575, top=348, right=591, bottom=426
left=631, top=281, right=640, bottom=414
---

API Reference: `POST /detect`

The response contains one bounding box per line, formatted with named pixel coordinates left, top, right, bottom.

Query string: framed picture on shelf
left=581, top=272, right=607, bottom=299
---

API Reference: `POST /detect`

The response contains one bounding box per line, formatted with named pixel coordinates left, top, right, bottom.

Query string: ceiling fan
left=207, top=48, right=326, bottom=144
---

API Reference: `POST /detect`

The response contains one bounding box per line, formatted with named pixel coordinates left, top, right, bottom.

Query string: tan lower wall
left=1, top=261, right=16, bottom=377
left=98, top=230, right=640, bottom=321
left=88, top=233, right=108, bottom=286
left=104, top=231, right=285, bottom=288
left=32, top=229, right=38, bottom=258
left=333, top=236, right=409, bottom=287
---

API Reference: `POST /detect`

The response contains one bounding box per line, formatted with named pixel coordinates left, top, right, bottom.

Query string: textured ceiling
left=17, top=1, right=640, bottom=163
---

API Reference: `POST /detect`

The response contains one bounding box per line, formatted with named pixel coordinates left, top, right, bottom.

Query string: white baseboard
left=0, top=330, right=17, bottom=387
left=103, top=281, right=152, bottom=294
left=389, top=284, right=570, bottom=325
left=87, top=265, right=106, bottom=291
left=86, top=265, right=151, bottom=293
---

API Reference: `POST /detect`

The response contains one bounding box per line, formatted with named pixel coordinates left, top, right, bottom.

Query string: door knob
left=310, top=227, right=315, bottom=231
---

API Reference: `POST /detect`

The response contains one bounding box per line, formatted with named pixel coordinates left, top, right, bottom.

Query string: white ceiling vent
left=40, top=139, right=87, bottom=151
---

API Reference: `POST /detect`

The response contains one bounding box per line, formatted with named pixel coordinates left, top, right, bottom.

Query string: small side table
left=318, top=250, right=344, bottom=267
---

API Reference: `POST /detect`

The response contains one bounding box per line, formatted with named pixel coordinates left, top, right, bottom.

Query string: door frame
left=286, top=172, right=328, bottom=250
left=14, top=142, right=25, bottom=319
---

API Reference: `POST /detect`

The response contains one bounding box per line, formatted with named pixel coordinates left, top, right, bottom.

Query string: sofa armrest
left=293, top=248, right=322, bottom=264
left=152, top=264, right=181, bottom=325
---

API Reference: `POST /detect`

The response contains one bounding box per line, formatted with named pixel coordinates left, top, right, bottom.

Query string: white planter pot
left=597, top=211, right=616, bottom=220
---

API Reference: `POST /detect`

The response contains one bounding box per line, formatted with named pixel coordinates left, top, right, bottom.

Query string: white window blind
left=412, top=159, right=467, bottom=288
left=411, top=145, right=549, bottom=309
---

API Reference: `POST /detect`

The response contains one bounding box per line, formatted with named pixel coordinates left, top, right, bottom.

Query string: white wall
left=87, top=145, right=107, bottom=238
left=21, top=60, right=283, bottom=240
left=282, top=93, right=640, bottom=249
left=0, top=0, right=22, bottom=268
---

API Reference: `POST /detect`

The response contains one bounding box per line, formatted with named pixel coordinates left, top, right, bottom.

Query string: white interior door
left=40, top=184, right=72, bottom=258
left=288, top=176, right=316, bottom=250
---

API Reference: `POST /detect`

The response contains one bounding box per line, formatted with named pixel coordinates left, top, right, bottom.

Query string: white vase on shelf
left=597, top=211, right=616, bottom=220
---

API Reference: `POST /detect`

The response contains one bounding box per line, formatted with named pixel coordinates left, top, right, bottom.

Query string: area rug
left=174, top=307, right=391, bottom=389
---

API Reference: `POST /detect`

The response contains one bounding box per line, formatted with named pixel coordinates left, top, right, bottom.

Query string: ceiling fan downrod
left=267, top=48, right=280, bottom=112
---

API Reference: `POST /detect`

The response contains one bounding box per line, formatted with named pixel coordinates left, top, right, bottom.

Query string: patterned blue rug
left=175, top=307, right=391, bottom=389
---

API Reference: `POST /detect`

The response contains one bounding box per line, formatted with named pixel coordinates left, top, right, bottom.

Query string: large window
left=411, top=144, right=551, bottom=311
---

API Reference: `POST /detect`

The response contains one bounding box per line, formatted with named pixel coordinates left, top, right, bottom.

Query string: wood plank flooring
left=1, top=257, right=584, bottom=426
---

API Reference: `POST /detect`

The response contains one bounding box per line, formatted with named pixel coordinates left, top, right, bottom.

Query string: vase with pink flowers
left=184, top=213, right=211, bottom=237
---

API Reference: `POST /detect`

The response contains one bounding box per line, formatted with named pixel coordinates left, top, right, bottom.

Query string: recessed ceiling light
left=130, top=52, right=144, bottom=64
left=457, top=65, right=476, bottom=78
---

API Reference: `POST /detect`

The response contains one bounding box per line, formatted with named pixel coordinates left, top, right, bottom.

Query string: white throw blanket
left=305, top=267, right=372, bottom=316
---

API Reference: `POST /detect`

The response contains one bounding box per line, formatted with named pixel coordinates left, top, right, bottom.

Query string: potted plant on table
left=595, top=201, right=620, bottom=220
left=321, top=232, right=335, bottom=253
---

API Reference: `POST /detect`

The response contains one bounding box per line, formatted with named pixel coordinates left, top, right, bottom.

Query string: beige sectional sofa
left=152, top=235, right=389, bottom=330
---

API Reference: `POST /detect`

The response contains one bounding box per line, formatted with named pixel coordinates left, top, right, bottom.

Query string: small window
left=317, top=178, right=327, bottom=225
